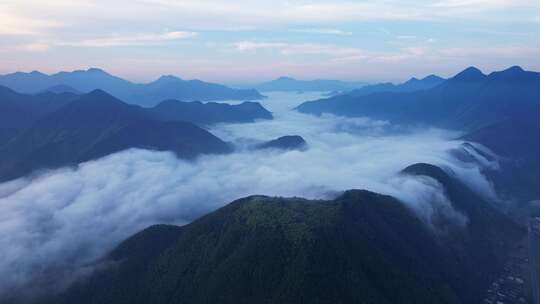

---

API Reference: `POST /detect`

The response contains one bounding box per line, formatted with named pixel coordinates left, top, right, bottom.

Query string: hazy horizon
left=0, top=64, right=534, bottom=86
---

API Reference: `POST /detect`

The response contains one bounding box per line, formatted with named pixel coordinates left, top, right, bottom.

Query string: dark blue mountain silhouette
left=0, top=68, right=265, bottom=107
left=297, top=66, right=540, bottom=130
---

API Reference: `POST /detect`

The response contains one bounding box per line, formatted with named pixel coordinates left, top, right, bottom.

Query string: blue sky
left=1, top=0, right=539, bottom=83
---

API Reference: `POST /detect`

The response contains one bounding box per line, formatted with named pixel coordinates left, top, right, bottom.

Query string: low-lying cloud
left=0, top=92, right=498, bottom=299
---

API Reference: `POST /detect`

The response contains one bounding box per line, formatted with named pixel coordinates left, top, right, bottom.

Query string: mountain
left=0, top=86, right=79, bottom=145
left=131, top=75, right=265, bottom=106
left=44, top=85, right=82, bottom=95
left=255, top=135, right=307, bottom=151
left=149, top=99, right=273, bottom=126
left=252, top=76, right=367, bottom=92
left=297, top=66, right=540, bottom=130
left=0, top=68, right=265, bottom=107
left=347, top=74, right=445, bottom=97
left=462, top=113, right=540, bottom=203
left=0, top=90, right=231, bottom=182
left=0, top=68, right=133, bottom=96
left=40, top=167, right=521, bottom=304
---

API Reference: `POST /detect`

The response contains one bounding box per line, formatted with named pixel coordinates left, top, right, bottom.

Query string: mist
left=0, top=92, right=498, bottom=299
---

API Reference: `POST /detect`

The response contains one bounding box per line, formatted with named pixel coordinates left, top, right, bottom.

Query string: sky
left=0, top=0, right=539, bottom=83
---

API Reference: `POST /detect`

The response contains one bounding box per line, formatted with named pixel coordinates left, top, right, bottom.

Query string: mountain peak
left=84, top=89, right=118, bottom=101
left=86, top=68, right=107, bottom=74
left=276, top=76, right=296, bottom=81
left=29, top=70, right=46, bottom=76
left=422, top=74, right=444, bottom=82
left=487, top=65, right=533, bottom=82
left=452, top=66, right=486, bottom=81
left=405, top=77, right=420, bottom=83
left=87, top=88, right=109, bottom=95
left=505, top=65, right=524, bottom=73
left=157, top=75, right=182, bottom=82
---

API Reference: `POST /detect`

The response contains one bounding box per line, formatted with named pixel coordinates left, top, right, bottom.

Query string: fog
left=0, top=92, right=498, bottom=298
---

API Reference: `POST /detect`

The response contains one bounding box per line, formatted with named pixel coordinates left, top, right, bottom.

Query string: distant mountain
left=41, top=166, right=520, bottom=304
left=252, top=76, right=367, bottom=92
left=255, top=135, right=307, bottom=151
left=0, top=90, right=231, bottom=182
left=297, top=66, right=540, bottom=131
left=149, top=99, right=273, bottom=126
left=131, top=75, right=264, bottom=106
left=43, top=85, right=82, bottom=94
left=347, top=74, right=445, bottom=97
left=0, top=85, right=78, bottom=145
left=0, top=68, right=265, bottom=107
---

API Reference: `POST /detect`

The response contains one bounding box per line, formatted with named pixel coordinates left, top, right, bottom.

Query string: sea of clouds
left=0, top=91, right=498, bottom=299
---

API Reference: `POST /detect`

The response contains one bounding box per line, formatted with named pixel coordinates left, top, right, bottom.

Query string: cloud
left=57, top=31, right=198, bottom=47
left=232, top=41, right=368, bottom=61
left=3, top=0, right=538, bottom=38
left=0, top=91, right=498, bottom=299
left=0, top=4, right=61, bottom=36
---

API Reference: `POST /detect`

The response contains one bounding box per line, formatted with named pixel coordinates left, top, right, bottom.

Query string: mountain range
left=0, top=86, right=273, bottom=181
left=297, top=65, right=540, bottom=218
left=39, top=163, right=521, bottom=304
left=0, top=69, right=265, bottom=107
left=346, top=74, right=445, bottom=96
left=251, top=76, right=368, bottom=92
left=297, top=66, right=540, bottom=131
left=2, top=64, right=539, bottom=304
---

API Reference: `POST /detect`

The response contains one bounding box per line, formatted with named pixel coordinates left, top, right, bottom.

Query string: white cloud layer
left=0, top=92, right=498, bottom=299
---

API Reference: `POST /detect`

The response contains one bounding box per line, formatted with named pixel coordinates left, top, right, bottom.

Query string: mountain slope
left=0, top=86, right=78, bottom=145
left=0, top=90, right=231, bottom=181
left=462, top=114, right=540, bottom=202
left=149, top=99, right=273, bottom=126
left=42, top=170, right=521, bottom=304
left=297, top=66, right=540, bottom=130
left=0, top=69, right=265, bottom=106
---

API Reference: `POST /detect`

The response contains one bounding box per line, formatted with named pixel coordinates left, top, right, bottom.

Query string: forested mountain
left=0, top=90, right=234, bottom=181
left=0, top=86, right=79, bottom=144
left=40, top=164, right=520, bottom=304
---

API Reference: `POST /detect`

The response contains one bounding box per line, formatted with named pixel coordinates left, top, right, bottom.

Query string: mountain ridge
left=296, top=66, right=540, bottom=130
left=0, top=89, right=235, bottom=181
left=0, top=68, right=265, bottom=107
